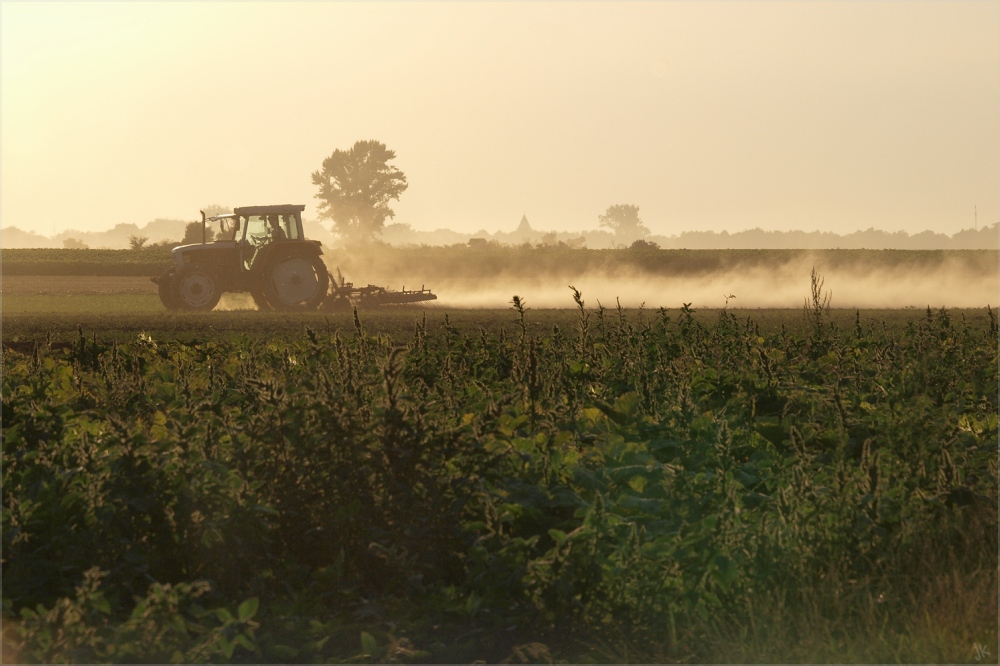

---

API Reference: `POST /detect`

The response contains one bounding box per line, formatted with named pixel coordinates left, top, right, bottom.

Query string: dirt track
left=1, top=276, right=158, bottom=295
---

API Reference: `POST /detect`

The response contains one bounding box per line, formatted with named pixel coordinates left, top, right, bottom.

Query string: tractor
left=152, top=205, right=436, bottom=311
left=153, top=205, right=327, bottom=311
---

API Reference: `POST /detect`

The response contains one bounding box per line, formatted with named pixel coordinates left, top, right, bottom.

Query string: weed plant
left=2, top=290, right=997, bottom=662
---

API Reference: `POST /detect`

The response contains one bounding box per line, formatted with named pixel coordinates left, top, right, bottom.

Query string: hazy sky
left=2, top=2, right=997, bottom=238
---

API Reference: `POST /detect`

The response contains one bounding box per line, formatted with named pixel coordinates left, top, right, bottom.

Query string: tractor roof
left=233, top=204, right=306, bottom=217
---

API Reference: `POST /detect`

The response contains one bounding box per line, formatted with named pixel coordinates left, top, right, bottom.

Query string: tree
left=182, top=221, right=214, bottom=245
left=598, top=204, right=650, bottom=245
left=63, top=237, right=88, bottom=249
left=129, top=234, right=149, bottom=250
left=311, top=140, right=408, bottom=243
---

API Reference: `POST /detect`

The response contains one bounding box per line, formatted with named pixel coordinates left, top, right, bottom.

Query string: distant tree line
left=2, top=135, right=996, bottom=251
left=375, top=221, right=998, bottom=251
left=4, top=217, right=995, bottom=251
left=651, top=224, right=999, bottom=251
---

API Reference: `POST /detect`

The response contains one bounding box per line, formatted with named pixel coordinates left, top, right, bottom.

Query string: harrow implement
left=322, top=269, right=437, bottom=311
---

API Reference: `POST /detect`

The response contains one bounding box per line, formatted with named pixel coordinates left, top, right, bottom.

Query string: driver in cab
left=268, top=215, right=287, bottom=241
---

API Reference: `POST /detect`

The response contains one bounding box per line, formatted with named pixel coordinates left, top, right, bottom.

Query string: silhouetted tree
left=312, top=140, right=408, bottom=243
left=599, top=204, right=650, bottom=245
left=540, top=231, right=559, bottom=246
left=63, top=237, right=88, bottom=249
left=128, top=234, right=149, bottom=250
left=182, top=221, right=214, bottom=245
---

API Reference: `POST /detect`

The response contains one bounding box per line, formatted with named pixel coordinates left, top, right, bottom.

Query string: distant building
left=510, top=214, right=540, bottom=243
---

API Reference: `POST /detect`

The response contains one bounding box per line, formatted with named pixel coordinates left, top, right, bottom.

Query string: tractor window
left=217, top=218, right=238, bottom=241
left=280, top=213, right=300, bottom=240
left=241, top=215, right=271, bottom=268
left=243, top=216, right=269, bottom=243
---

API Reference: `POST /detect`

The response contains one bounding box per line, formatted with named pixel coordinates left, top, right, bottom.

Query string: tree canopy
left=182, top=221, right=214, bottom=245
left=311, top=140, right=408, bottom=243
left=598, top=204, right=650, bottom=245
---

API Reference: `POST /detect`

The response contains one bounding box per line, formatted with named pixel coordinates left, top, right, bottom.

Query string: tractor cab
left=233, top=206, right=304, bottom=269
left=208, top=214, right=240, bottom=241
left=194, top=205, right=307, bottom=271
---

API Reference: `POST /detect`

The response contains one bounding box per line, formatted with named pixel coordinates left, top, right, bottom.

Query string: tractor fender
left=249, top=241, right=327, bottom=279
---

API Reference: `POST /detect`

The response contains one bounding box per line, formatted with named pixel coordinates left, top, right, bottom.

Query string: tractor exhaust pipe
left=200, top=210, right=207, bottom=244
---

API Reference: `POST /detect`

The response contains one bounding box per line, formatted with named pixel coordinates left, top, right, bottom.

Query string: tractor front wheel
left=173, top=265, right=222, bottom=311
left=156, top=269, right=181, bottom=310
left=262, top=255, right=329, bottom=311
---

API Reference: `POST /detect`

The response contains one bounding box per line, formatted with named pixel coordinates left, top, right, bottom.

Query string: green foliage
left=9, top=568, right=260, bottom=663
left=2, top=299, right=996, bottom=662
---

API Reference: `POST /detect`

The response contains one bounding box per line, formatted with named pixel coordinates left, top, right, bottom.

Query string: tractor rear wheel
left=250, top=288, right=273, bottom=312
left=173, top=265, right=222, bottom=311
left=262, top=255, right=329, bottom=311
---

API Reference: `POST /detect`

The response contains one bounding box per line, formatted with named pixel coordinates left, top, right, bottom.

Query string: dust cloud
left=216, top=293, right=257, bottom=311
left=329, top=253, right=998, bottom=310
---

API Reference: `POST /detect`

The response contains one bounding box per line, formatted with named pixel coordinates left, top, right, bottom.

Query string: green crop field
left=4, top=246, right=996, bottom=280
left=2, top=281, right=996, bottom=662
left=1, top=248, right=174, bottom=276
